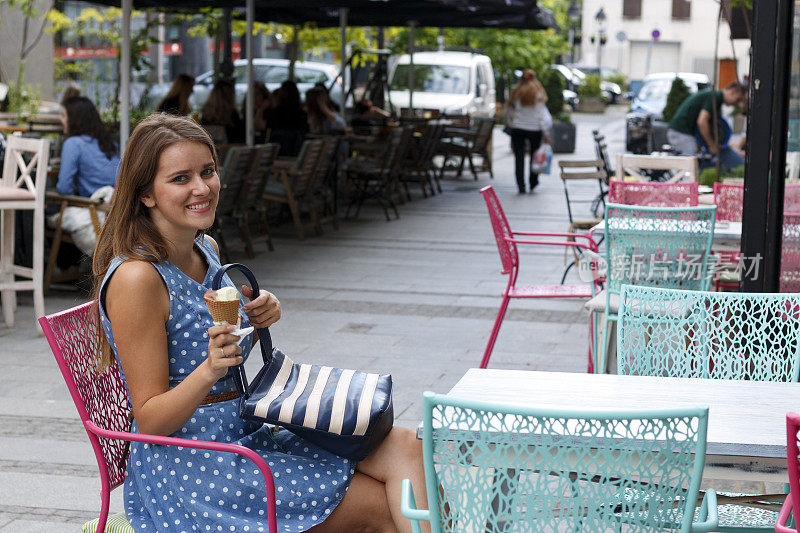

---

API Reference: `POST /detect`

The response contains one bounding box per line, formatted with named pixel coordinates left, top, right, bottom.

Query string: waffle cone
left=204, top=294, right=240, bottom=325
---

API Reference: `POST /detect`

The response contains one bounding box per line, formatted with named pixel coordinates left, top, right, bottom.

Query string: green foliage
left=605, top=72, right=627, bottom=91
left=539, top=68, right=565, bottom=118
left=698, top=165, right=745, bottom=187
left=6, top=80, right=41, bottom=117
left=662, top=76, right=691, bottom=123
left=577, top=74, right=604, bottom=99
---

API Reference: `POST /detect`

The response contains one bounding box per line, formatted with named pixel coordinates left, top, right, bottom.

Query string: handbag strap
left=212, top=263, right=274, bottom=397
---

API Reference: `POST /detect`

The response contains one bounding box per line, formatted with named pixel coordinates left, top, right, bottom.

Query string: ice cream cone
left=204, top=290, right=241, bottom=325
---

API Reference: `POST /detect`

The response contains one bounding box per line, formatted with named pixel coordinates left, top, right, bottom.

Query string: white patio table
left=422, top=369, right=795, bottom=484
left=591, top=219, right=742, bottom=246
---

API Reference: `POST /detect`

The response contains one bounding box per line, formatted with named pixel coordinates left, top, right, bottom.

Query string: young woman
left=156, top=73, right=195, bottom=116
left=507, top=69, right=551, bottom=193
left=91, top=114, right=428, bottom=533
left=201, top=79, right=245, bottom=144
left=305, top=86, right=346, bottom=134
left=57, top=96, right=120, bottom=198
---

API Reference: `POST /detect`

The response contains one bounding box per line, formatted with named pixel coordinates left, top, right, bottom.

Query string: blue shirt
left=57, top=135, right=120, bottom=197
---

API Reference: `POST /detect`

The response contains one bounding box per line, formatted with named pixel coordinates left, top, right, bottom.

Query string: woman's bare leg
left=357, top=427, right=431, bottom=533
left=308, top=472, right=397, bottom=533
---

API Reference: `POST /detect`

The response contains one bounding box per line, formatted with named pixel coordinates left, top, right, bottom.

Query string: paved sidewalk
left=0, top=108, right=627, bottom=530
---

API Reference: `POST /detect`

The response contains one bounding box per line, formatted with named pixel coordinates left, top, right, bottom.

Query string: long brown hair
left=202, top=79, right=238, bottom=126
left=157, top=73, right=195, bottom=116
left=90, top=113, right=218, bottom=368
left=510, top=69, right=548, bottom=107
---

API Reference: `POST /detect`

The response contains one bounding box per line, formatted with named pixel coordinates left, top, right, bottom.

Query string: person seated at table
left=263, top=81, right=308, bottom=155
left=241, top=81, right=271, bottom=143
left=90, top=113, right=429, bottom=533
left=667, top=82, right=747, bottom=172
left=306, top=85, right=346, bottom=135
left=58, top=96, right=120, bottom=198
left=156, top=73, right=195, bottom=117
left=201, top=79, right=245, bottom=144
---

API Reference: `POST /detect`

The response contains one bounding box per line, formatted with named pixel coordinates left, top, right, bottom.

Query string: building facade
left=580, top=0, right=750, bottom=82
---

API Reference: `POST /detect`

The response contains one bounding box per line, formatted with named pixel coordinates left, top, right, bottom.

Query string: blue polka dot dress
left=98, top=236, right=355, bottom=532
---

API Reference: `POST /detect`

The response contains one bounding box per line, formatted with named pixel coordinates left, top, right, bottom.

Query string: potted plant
left=540, top=69, right=576, bottom=153
left=576, top=74, right=607, bottom=113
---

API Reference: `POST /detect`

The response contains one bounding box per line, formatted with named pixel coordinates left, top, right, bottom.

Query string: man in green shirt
left=667, top=82, right=746, bottom=171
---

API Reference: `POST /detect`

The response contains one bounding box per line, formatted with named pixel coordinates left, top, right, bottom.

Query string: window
left=390, top=65, right=471, bottom=94
left=672, top=0, right=691, bottom=20
left=623, top=0, right=641, bottom=19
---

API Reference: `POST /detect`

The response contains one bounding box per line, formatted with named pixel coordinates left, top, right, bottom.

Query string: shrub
left=662, top=77, right=691, bottom=123
left=698, top=165, right=745, bottom=187
left=605, top=72, right=628, bottom=91
left=577, top=74, right=604, bottom=100
left=539, top=68, right=565, bottom=119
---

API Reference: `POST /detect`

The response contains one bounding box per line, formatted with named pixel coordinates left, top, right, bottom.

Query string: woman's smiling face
left=141, top=141, right=219, bottom=239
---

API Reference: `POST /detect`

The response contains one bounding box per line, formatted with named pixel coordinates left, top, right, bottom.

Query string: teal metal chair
left=587, top=203, right=717, bottom=374
left=618, top=284, right=800, bottom=531
left=401, top=391, right=717, bottom=533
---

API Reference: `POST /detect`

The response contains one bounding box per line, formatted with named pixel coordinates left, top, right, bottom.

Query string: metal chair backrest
left=480, top=185, right=518, bottom=274
left=238, top=143, right=280, bottom=211
left=39, top=302, right=130, bottom=490
left=291, top=139, right=325, bottom=198
left=383, top=126, right=414, bottom=181
left=785, top=413, right=800, bottom=529
left=782, top=212, right=800, bottom=292
left=604, top=203, right=717, bottom=295
left=713, top=182, right=744, bottom=222
left=217, top=145, right=256, bottom=217
left=417, top=121, right=445, bottom=167
left=609, top=180, right=699, bottom=207
left=787, top=184, right=800, bottom=214
left=559, top=159, right=607, bottom=224
left=419, top=391, right=709, bottom=533
left=618, top=285, right=800, bottom=381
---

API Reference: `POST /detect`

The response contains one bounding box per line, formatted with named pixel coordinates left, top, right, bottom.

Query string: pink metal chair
left=712, top=182, right=744, bottom=291
left=776, top=412, right=800, bottom=532
left=713, top=182, right=744, bottom=222
left=608, top=180, right=699, bottom=207
left=479, top=185, right=600, bottom=370
left=782, top=213, right=800, bottom=293
left=39, top=302, right=278, bottom=533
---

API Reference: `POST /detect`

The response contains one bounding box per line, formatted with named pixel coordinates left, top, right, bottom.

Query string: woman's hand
left=241, top=286, right=281, bottom=329
left=204, top=323, right=243, bottom=380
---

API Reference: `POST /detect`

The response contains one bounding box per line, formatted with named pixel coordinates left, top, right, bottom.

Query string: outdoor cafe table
left=422, top=369, right=797, bottom=484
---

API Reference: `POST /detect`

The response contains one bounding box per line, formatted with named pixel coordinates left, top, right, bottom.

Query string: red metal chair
left=608, top=180, right=699, bottom=207
left=712, top=182, right=744, bottom=291
left=776, top=412, right=800, bottom=532
left=39, top=302, right=278, bottom=533
left=479, top=185, right=600, bottom=370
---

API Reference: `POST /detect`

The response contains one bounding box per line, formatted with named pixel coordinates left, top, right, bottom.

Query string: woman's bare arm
left=106, top=260, right=238, bottom=436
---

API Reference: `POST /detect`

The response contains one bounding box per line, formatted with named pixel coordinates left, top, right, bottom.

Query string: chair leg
left=32, top=206, right=45, bottom=331
left=309, top=205, right=323, bottom=236
left=480, top=295, right=511, bottom=369
left=468, top=153, right=478, bottom=180
left=285, top=196, right=305, bottom=240
left=236, top=218, right=256, bottom=258
left=587, top=312, right=594, bottom=374
left=598, top=315, right=616, bottom=375
left=44, top=224, right=63, bottom=296
left=1, top=210, right=15, bottom=328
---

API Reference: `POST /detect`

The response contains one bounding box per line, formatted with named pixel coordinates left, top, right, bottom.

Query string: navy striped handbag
left=213, top=264, right=394, bottom=461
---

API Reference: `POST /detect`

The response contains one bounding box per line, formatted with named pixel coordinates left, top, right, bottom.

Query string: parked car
left=546, top=65, right=580, bottom=109
left=145, top=58, right=343, bottom=111
left=388, top=51, right=496, bottom=117
left=625, top=72, right=710, bottom=153
left=568, top=65, right=624, bottom=104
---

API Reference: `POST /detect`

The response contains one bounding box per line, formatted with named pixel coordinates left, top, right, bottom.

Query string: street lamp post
left=568, top=0, right=581, bottom=64
left=595, top=7, right=607, bottom=69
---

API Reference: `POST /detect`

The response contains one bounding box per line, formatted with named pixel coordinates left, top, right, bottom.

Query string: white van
left=388, top=51, right=496, bottom=117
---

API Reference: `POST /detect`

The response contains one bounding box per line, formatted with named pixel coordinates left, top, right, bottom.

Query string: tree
left=662, top=76, right=691, bottom=123
left=539, top=68, right=564, bottom=118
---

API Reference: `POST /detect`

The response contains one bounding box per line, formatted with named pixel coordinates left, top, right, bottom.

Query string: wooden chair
left=39, top=302, right=278, bottom=533
left=345, top=126, right=413, bottom=221
left=615, top=153, right=698, bottom=183
left=401, top=120, right=445, bottom=199
left=559, top=159, right=607, bottom=232
left=208, top=145, right=257, bottom=262
left=262, top=139, right=326, bottom=239
left=0, top=135, right=48, bottom=329
left=306, top=135, right=341, bottom=233
left=235, top=143, right=280, bottom=254
left=43, top=192, right=110, bottom=294
left=438, top=116, right=495, bottom=180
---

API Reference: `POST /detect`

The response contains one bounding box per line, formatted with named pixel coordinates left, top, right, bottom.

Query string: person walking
left=506, top=69, right=552, bottom=194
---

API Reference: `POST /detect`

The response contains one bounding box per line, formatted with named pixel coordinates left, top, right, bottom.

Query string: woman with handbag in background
left=91, top=114, right=428, bottom=532
left=506, top=69, right=552, bottom=194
